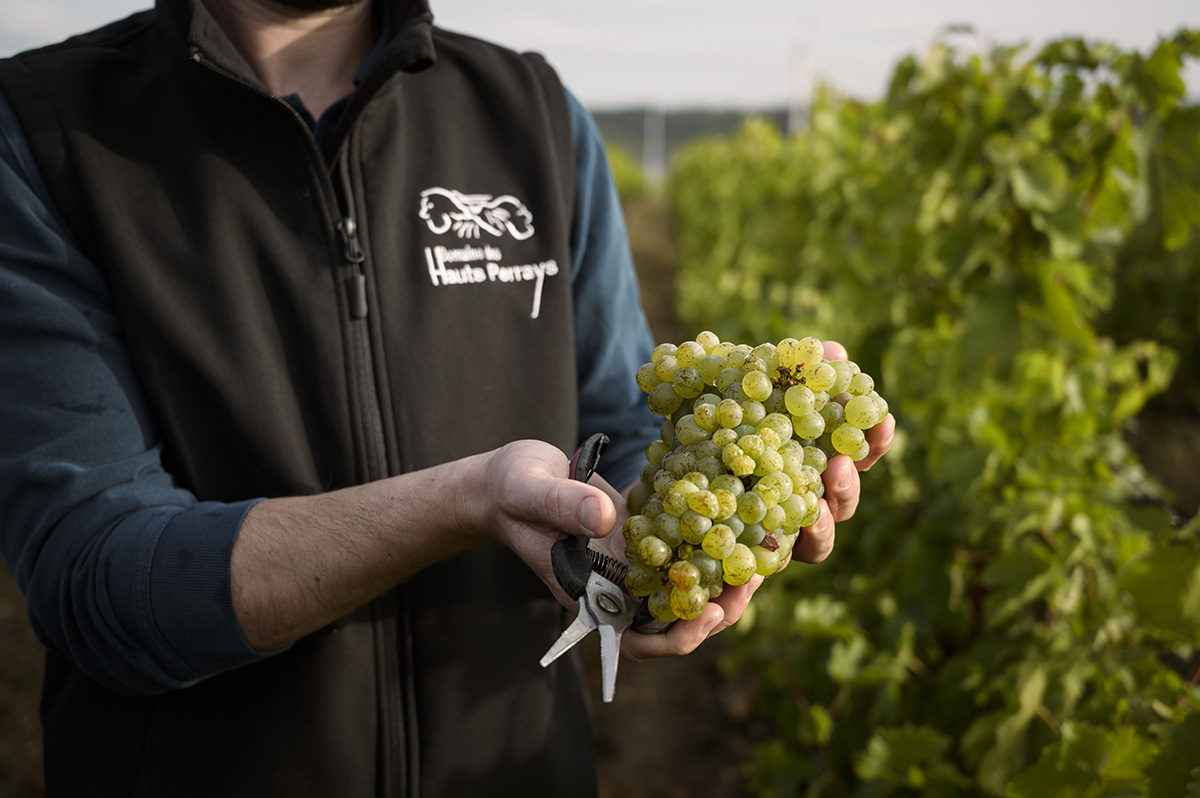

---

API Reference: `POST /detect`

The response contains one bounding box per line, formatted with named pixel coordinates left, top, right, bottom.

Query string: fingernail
left=580, top=496, right=602, bottom=536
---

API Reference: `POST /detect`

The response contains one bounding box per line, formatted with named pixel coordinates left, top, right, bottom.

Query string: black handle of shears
left=550, top=433, right=610, bottom=601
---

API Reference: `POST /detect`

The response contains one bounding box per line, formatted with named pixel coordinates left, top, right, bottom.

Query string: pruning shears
left=539, top=433, right=670, bottom=703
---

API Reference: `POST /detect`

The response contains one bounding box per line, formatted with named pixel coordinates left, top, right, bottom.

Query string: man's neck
left=201, top=0, right=378, bottom=120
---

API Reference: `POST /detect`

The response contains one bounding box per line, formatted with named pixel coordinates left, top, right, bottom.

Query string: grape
left=695, top=330, right=721, bottom=352
left=698, top=355, right=726, bottom=384
left=701, top=524, right=737, bottom=559
left=670, top=585, right=708, bottom=620
left=736, top=492, right=767, bottom=524
left=742, top=355, right=768, bottom=375
left=636, top=362, right=662, bottom=393
left=654, top=513, right=683, bottom=547
left=725, top=347, right=751, bottom=368
left=623, top=514, right=656, bottom=544
left=687, top=489, right=720, bottom=518
left=845, top=394, right=881, bottom=429
left=653, top=468, right=675, bottom=498
left=716, top=399, right=744, bottom=429
left=742, top=370, right=773, bottom=402
left=673, top=367, right=705, bottom=399
left=819, top=400, right=845, bottom=429
left=722, top=544, right=758, bottom=586
left=715, top=367, right=744, bottom=393
left=647, top=586, right=678, bottom=623
left=796, top=337, right=825, bottom=366
left=785, top=384, right=815, bottom=415
left=629, top=331, right=890, bottom=622
left=802, top=445, right=828, bottom=473
left=802, top=361, right=837, bottom=392
left=625, top=562, right=666, bottom=597
left=829, top=360, right=854, bottom=395
left=780, top=492, right=809, bottom=527
left=674, top=414, right=710, bottom=445
left=646, top=439, right=671, bottom=465
left=675, top=340, right=707, bottom=368
left=848, top=372, right=874, bottom=396
left=753, top=546, right=782, bottom=577
left=648, top=382, right=683, bottom=416
left=693, top=401, right=720, bottom=432
left=759, top=412, right=793, bottom=443
left=728, top=454, right=755, bottom=477
left=737, top=434, right=765, bottom=458
left=667, top=560, right=701, bottom=590
left=870, top=390, right=889, bottom=420
left=651, top=343, right=677, bottom=362
left=831, top=422, right=866, bottom=455
left=794, top=411, right=825, bottom=439
left=711, top=474, right=744, bottom=496
left=685, top=550, right=722, bottom=589
left=638, top=535, right=672, bottom=567
left=737, top=522, right=766, bottom=546
left=654, top=355, right=680, bottom=382
left=679, top=511, right=712, bottom=544
left=712, top=427, right=738, bottom=448
left=762, top=504, right=786, bottom=531
left=776, top=337, right=803, bottom=369
left=713, top=488, right=738, bottom=519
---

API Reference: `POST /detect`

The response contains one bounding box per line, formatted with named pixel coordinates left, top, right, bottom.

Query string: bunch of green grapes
left=623, top=332, right=889, bottom=625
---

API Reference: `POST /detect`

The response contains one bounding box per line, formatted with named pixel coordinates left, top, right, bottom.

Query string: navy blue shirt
left=0, top=82, right=657, bottom=694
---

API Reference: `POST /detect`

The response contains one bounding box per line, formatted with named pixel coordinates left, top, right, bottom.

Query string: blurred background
left=2, top=2, right=1199, bottom=796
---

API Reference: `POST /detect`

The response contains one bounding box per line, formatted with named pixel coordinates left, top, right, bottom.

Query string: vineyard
left=654, top=27, right=1200, bottom=797
left=1, top=26, right=1198, bottom=798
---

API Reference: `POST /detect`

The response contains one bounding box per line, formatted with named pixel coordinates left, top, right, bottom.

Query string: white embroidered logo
left=418, top=186, right=555, bottom=319
left=418, top=187, right=535, bottom=240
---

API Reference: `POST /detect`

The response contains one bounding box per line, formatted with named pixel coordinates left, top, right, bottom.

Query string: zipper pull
left=337, top=218, right=368, bottom=319
left=337, top=217, right=365, bottom=264
left=345, top=274, right=368, bottom=320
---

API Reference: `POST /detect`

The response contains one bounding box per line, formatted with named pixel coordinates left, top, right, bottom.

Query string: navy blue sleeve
left=566, top=89, right=659, bottom=491
left=0, top=89, right=282, bottom=695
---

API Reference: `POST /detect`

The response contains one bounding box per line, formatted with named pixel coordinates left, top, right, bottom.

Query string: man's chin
left=267, top=0, right=368, bottom=11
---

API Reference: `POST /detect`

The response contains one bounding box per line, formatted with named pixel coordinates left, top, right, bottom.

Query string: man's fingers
left=821, top=455, right=860, bottom=522
left=856, top=413, right=896, bottom=472
left=620, top=603, right=727, bottom=661
left=794, top=498, right=836, bottom=563
left=619, top=579, right=762, bottom=661
left=822, top=340, right=848, bottom=362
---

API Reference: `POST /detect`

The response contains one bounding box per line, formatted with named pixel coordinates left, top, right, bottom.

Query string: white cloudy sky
left=1, top=0, right=1196, bottom=107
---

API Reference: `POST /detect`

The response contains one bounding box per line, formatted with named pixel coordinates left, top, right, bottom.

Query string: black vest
left=0, top=0, right=593, bottom=795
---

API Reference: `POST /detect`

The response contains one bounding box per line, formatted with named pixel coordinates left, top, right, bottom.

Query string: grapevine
left=623, top=332, right=889, bottom=624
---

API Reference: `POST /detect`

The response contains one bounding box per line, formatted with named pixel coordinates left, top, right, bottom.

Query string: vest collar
left=156, top=0, right=436, bottom=87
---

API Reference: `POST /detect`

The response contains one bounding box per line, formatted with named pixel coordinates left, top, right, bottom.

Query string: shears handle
left=549, top=433, right=609, bottom=601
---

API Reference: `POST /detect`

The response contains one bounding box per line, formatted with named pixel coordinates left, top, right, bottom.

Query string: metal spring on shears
left=587, top=548, right=628, bottom=585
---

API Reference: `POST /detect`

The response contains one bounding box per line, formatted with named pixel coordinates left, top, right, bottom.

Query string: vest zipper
left=189, top=48, right=414, bottom=798
left=335, top=155, right=388, bottom=483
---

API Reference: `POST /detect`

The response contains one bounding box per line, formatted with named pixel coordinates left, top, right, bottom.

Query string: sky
left=0, top=0, right=1196, bottom=108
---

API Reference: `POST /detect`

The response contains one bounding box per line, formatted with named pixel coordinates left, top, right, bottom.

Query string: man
left=0, top=0, right=892, bottom=795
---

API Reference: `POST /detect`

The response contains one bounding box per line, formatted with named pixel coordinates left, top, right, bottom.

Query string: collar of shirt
left=280, top=0, right=391, bottom=148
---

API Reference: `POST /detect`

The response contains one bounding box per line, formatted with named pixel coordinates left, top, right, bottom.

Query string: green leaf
left=1147, top=712, right=1200, bottom=798
left=1006, top=723, right=1155, bottom=798
left=828, top=636, right=869, bottom=683
left=1012, top=150, right=1070, bottom=212
left=856, top=725, right=957, bottom=787
left=1157, top=107, right=1200, bottom=251
left=1032, top=205, right=1087, bottom=259
left=1117, top=543, right=1200, bottom=638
